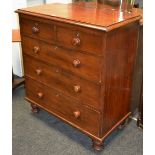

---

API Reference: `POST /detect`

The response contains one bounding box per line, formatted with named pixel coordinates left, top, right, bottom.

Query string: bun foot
left=31, top=104, right=40, bottom=113
left=92, top=139, right=104, bottom=151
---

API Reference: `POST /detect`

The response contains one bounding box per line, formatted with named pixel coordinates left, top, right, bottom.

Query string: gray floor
left=13, top=86, right=143, bottom=155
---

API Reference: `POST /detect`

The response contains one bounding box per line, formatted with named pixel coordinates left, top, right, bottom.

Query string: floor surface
left=13, top=86, right=143, bottom=155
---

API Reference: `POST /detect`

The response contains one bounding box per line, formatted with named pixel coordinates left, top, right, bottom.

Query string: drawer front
left=20, top=17, right=55, bottom=42
left=22, top=36, right=102, bottom=82
left=56, top=25, right=105, bottom=56
left=24, top=56, right=101, bottom=110
left=25, top=77, right=100, bottom=136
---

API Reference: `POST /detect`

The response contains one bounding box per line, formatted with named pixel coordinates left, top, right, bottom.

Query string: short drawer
left=22, top=36, right=102, bottom=82
left=24, top=56, right=101, bottom=110
left=56, top=24, right=105, bottom=56
left=20, top=17, right=55, bottom=42
left=25, top=77, right=101, bottom=136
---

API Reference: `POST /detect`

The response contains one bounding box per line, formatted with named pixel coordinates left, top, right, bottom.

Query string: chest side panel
left=101, top=23, right=139, bottom=136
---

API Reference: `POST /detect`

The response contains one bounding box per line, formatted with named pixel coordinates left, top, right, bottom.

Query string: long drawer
left=22, top=36, right=102, bottom=82
left=25, top=77, right=101, bottom=136
left=24, top=55, right=101, bottom=110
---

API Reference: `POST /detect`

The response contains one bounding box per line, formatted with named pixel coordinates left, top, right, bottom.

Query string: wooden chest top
left=16, top=2, right=142, bottom=31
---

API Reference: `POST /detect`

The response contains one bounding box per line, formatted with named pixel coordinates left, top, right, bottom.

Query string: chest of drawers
left=16, top=2, right=142, bottom=151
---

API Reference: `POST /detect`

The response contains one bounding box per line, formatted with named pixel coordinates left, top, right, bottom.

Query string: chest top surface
left=16, top=2, right=142, bottom=31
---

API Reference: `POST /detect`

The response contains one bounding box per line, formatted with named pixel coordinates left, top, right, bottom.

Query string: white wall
left=12, top=0, right=27, bottom=77
left=27, top=0, right=45, bottom=7
left=46, top=0, right=72, bottom=4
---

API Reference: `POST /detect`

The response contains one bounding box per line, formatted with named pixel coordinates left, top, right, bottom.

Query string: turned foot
left=92, top=139, right=104, bottom=151
left=31, top=104, right=40, bottom=113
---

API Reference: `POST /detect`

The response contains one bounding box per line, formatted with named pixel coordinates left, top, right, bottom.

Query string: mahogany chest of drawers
left=16, top=2, right=142, bottom=150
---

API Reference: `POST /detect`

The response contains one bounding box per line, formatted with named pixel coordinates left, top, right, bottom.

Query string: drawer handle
left=36, top=69, right=42, bottom=75
left=33, top=46, right=40, bottom=54
left=32, top=26, right=39, bottom=33
left=72, top=38, right=81, bottom=46
left=74, top=85, right=81, bottom=93
left=37, top=92, right=43, bottom=99
left=73, top=111, right=81, bottom=119
left=73, top=59, right=81, bottom=68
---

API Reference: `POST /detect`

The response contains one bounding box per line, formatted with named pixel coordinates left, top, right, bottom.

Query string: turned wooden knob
left=54, top=46, right=58, bottom=50
left=73, top=59, right=81, bottom=67
left=55, top=68, right=60, bottom=73
left=32, top=26, right=39, bottom=33
left=72, top=38, right=81, bottom=46
left=36, top=69, right=42, bottom=75
left=33, top=46, right=40, bottom=54
left=74, top=85, right=81, bottom=93
left=73, top=111, right=80, bottom=118
left=55, top=93, right=60, bottom=97
left=37, top=92, right=43, bottom=99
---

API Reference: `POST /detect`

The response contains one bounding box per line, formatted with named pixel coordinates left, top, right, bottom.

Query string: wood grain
left=101, top=23, right=139, bottom=135
left=16, top=2, right=142, bottom=32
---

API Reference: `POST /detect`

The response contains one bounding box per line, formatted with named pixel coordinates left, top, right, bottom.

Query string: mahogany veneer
left=16, top=2, right=142, bottom=151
